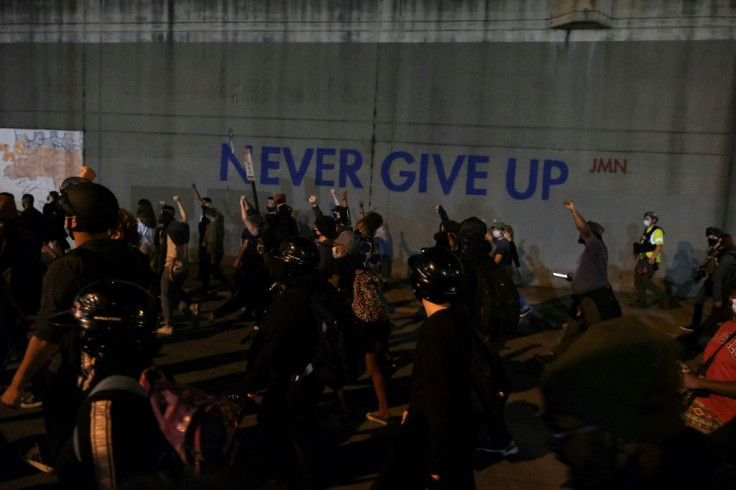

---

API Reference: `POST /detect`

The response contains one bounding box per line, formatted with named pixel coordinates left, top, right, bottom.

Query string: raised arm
left=173, top=195, right=188, bottom=222
left=564, top=200, right=594, bottom=243
left=191, top=183, right=205, bottom=207
left=330, top=189, right=341, bottom=207
left=435, top=204, right=451, bottom=229
left=308, top=195, right=324, bottom=219
left=240, top=195, right=260, bottom=236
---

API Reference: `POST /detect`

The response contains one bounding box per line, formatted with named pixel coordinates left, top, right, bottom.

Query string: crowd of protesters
left=1, top=163, right=736, bottom=488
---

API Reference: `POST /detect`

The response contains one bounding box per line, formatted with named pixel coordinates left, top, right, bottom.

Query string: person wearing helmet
left=242, top=235, right=326, bottom=489
left=375, top=247, right=475, bottom=489
left=1, top=180, right=150, bottom=473
left=543, top=201, right=620, bottom=361
left=52, top=280, right=175, bottom=488
left=631, top=211, right=675, bottom=309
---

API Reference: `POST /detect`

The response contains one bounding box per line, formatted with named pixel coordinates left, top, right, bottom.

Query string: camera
left=692, top=268, right=706, bottom=282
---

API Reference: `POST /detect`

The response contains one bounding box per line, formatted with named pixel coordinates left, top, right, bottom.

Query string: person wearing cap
left=631, top=211, right=675, bottom=309
left=433, top=204, right=461, bottom=252
left=1, top=180, right=151, bottom=472
left=680, top=229, right=736, bottom=338
left=542, top=315, right=726, bottom=488
left=544, top=201, right=620, bottom=360
left=374, top=247, right=474, bottom=489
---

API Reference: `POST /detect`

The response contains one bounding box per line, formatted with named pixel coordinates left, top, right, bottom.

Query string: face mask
left=312, top=230, right=320, bottom=240
left=708, top=238, right=719, bottom=247
left=332, top=247, right=340, bottom=259
left=732, top=299, right=736, bottom=315
left=643, top=219, right=652, bottom=227
left=493, top=230, right=502, bottom=239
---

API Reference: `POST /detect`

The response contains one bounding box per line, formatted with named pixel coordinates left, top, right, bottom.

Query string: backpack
left=468, top=327, right=512, bottom=422
left=85, top=368, right=242, bottom=474
left=474, top=262, right=521, bottom=339
left=142, top=367, right=241, bottom=474
left=352, top=269, right=388, bottom=323
left=309, top=286, right=357, bottom=389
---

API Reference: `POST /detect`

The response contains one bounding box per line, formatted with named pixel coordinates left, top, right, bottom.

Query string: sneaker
left=520, top=307, right=532, bottom=318
left=19, top=392, right=43, bottom=409
left=21, top=442, right=54, bottom=473
left=476, top=439, right=519, bottom=457
left=189, top=303, right=200, bottom=317
left=156, top=325, right=173, bottom=335
left=679, top=324, right=697, bottom=333
left=366, top=411, right=390, bottom=426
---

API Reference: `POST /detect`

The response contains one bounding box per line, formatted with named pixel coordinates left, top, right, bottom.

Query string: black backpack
left=468, top=327, right=512, bottom=422
left=474, top=261, right=521, bottom=339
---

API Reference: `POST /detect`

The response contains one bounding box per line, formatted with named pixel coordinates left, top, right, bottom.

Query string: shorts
left=357, top=320, right=390, bottom=353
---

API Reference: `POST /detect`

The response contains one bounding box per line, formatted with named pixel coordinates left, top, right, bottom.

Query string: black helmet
left=59, top=181, right=119, bottom=233
left=56, top=280, right=158, bottom=359
left=458, top=217, right=487, bottom=244
left=278, top=235, right=320, bottom=271
left=408, top=247, right=465, bottom=304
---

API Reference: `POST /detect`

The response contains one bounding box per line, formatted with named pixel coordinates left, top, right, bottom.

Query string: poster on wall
left=0, top=128, right=84, bottom=205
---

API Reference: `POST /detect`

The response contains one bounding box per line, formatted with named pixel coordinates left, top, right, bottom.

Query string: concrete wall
left=1, top=0, right=735, bottom=294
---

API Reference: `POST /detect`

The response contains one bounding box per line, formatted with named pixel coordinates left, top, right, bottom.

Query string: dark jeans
left=634, top=265, right=667, bottom=303
left=200, top=251, right=230, bottom=292
left=160, top=270, right=193, bottom=326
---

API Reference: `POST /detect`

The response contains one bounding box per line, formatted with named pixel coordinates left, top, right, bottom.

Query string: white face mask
left=643, top=219, right=652, bottom=227
left=732, top=299, right=736, bottom=315
left=493, top=230, right=502, bottom=239
left=332, top=247, right=340, bottom=259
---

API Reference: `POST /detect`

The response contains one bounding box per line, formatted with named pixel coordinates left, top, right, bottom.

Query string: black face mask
left=708, top=238, right=719, bottom=247
left=312, top=230, right=320, bottom=240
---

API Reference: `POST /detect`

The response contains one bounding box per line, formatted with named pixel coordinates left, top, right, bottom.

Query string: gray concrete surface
left=0, top=275, right=696, bottom=489
left=1, top=1, right=735, bottom=296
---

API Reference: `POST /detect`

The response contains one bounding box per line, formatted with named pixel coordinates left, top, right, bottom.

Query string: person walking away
left=54, top=280, right=177, bottom=488
left=374, top=247, right=475, bottom=489
left=156, top=195, right=198, bottom=335
left=242, top=236, right=326, bottom=489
